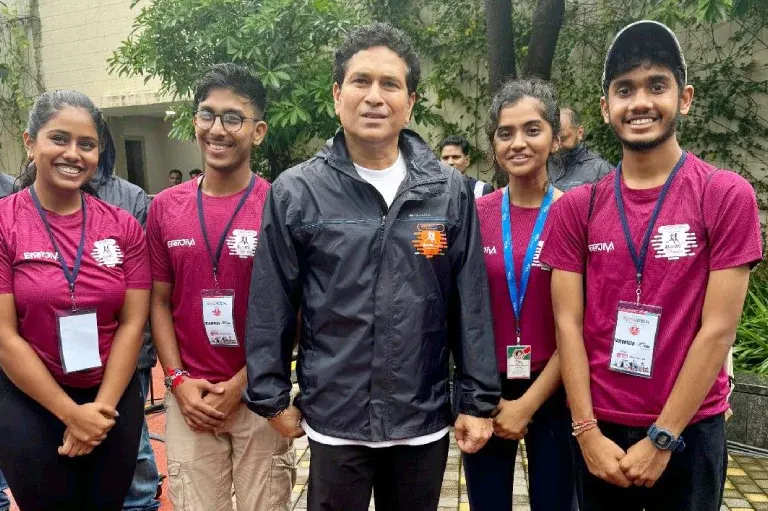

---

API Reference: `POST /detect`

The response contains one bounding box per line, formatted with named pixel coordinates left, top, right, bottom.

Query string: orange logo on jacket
left=412, top=223, right=447, bottom=258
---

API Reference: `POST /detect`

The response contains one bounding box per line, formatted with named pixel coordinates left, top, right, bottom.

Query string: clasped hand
left=578, top=429, right=672, bottom=488
left=59, top=402, right=118, bottom=457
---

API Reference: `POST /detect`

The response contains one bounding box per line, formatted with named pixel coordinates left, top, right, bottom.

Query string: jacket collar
left=320, top=128, right=446, bottom=185
left=559, top=143, right=588, bottom=167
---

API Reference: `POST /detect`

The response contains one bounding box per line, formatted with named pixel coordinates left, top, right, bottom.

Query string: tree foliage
left=0, top=6, right=41, bottom=173
left=110, top=0, right=367, bottom=178
left=110, top=0, right=768, bottom=200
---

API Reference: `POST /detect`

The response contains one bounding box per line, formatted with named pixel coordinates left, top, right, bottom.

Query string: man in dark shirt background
left=549, top=106, right=612, bottom=191
left=438, top=135, right=493, bottom=198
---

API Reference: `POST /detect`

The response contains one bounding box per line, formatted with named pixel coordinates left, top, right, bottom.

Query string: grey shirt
left=549, top=143, right=613, bottom=192
left=0, top=173, right=15, bottom=198
left=91, top=173, right=156, bottom=370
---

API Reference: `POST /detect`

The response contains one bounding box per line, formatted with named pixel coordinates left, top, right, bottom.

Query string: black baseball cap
left=602, top=20, right=687, bottom=95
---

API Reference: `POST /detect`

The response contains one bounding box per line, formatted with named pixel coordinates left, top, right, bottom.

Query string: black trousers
left=463, top=374, right=575, bottom=511
left=307, top=435, right=449, bottom=511
left=0, top=371, right=143, bottom=511
left=573, top=414, right=728, bottom=511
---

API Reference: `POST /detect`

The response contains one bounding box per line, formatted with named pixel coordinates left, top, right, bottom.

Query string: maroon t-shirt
left=476, top=190, right=557, bottom=374
left=147, top=176, right=270, bottom=384
left=0, top=191, right=150, bottom=388
left=540, top=153, right=763, bottom=426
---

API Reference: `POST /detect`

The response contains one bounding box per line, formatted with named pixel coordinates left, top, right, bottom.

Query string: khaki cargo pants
left=165, top=394, right=296, bottom=511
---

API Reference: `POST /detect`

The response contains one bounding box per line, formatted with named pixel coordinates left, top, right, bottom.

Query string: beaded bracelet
left=572, top=422, right=598, bottom=437
left=571, top=418, right=598, bottom=429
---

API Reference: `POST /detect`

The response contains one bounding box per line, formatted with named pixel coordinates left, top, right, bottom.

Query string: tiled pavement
left=722, top=453, right=768, bottom=511
left=289, top=435, right=768, bottom=511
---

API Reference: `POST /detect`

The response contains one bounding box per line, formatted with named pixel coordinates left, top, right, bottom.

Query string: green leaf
left=697, top=0, right=732, bottom=22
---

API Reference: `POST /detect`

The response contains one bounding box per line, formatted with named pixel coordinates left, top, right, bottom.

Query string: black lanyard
left=29, top=187, right=88, bottom=311
left=196, top=174, right=256, bottom=288
left=614, top=151, right=686, bottom=302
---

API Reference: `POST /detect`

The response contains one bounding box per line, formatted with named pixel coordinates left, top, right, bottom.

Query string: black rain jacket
left=244, top=129, right=500, bottom=441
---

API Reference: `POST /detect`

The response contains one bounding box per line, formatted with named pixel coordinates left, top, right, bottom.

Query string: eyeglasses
left=193, top=110, right=260, bottom=133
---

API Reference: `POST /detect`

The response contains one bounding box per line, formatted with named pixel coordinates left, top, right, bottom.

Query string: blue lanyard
left=614, top=152, right=686, bottom=303
left=196, top=174, right=256, bottom=288
left=29, top=187, right=87, bottom=311
left=501, top=184, right=554, bottom=344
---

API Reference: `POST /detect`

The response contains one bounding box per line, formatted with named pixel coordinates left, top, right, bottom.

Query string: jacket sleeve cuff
left=244, top=392, right=291, bottom=419
left=458, top=394, right=499, bottom=419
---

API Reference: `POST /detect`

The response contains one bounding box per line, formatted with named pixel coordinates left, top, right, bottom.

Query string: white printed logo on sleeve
left=91, top=239, right=124, bottom=267
left=531, top=240, right=550, bottom=270
left=652, top=224, right=698, bottom=261
left=227, top=229, right=258, bottom=258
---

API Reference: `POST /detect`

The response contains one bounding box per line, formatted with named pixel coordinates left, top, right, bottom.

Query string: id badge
left=57, top=309, right=101, bottom=374
left=506, top=345, right=532, bottom=379
left=201, top=290, right=238, bottom=347
left=609, top=301, right=661, bottom=378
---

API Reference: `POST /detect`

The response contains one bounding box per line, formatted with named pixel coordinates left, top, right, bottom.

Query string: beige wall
left=36, top=0, right=171, bottom=110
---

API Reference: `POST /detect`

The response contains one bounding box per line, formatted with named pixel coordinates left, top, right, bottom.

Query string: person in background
left=167, top=169, right=182, bottom=187
left=0, top=90, right=149, bottom=510
left=548, top=106, right=612, bottom=191
left=438, top=135, right=493, bottom=198
left=189, top=168, right=202, bottom=180
left=0, top=173, right=13, bottom=198
left=0, top=171, right=15, bottom=511
left=89, top=131, right=161, bottom=511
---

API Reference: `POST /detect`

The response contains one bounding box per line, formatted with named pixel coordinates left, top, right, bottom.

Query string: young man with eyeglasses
left=147, top=63, right=295, bottom=510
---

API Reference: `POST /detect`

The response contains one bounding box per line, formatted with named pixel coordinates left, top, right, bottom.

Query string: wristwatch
left=647, top=424, right=685, bottom=452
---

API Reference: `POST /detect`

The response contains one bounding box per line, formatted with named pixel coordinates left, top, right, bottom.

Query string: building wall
left=36, top=0, right=171, bottom=110
left=107, top=116, right=201, bottom=194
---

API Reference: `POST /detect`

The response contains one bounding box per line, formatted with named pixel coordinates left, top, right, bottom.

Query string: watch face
left=656, top=432, right=671, bottom=447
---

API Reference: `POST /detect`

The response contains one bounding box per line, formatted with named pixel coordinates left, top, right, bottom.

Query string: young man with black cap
left=541, top=20, right=763, bottom=510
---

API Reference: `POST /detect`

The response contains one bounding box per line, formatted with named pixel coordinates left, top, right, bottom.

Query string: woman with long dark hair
left=463, top=78, right=575, bottom=510
left=0, top=90, right=150, bottom=510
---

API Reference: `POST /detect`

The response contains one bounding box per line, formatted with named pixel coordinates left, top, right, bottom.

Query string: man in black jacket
left=245, top=23, right=500, bottom=511
left=549, top=106, right=613, bottom=191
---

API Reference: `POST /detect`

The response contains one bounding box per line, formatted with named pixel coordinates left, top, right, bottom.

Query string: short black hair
left=334, top=23, right=421, bottom=95
left=604, top=39, right=685, bottom=96
left=189, top=168, right=203, bottom=177
left=560, top=105, right=581, bottom=128
left=169, top=169, right=182, bottom=177
left=193, top=63, right=268, bottom=116
left=438, top=135, right=470, bottom=156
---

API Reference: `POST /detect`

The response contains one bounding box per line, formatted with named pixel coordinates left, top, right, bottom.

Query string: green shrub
left=733, top=265, right=768, bottom=375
